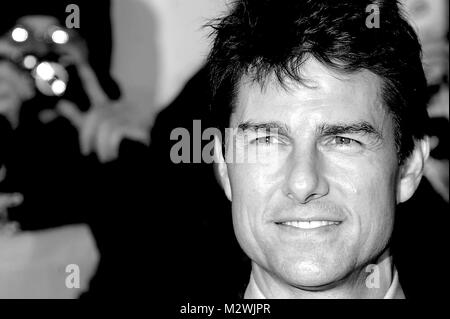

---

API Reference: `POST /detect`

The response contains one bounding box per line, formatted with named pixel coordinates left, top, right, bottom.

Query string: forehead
left=17, top=15, right=60, bottom=32
left=232, top=58, right=389, bottom=130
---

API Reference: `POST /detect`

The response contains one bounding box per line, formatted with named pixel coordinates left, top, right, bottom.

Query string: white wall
left=110, top=0, right=229, bottom=119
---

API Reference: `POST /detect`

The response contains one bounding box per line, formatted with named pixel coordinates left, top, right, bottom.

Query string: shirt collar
left=244, top=267, right=405, bottom=299
left=383, top=267, right=405, bottom=299
left=244, top=271, right=266, bottom=299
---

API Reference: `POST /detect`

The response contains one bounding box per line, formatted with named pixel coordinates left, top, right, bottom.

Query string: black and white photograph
left=0, top=0, right=448, bottom=312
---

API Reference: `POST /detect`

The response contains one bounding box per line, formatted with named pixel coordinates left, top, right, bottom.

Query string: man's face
left=220, top=58, right=403, bottom=290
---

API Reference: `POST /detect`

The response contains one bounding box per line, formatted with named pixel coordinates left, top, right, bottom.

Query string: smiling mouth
left=277, top=220, right=342, bottom=229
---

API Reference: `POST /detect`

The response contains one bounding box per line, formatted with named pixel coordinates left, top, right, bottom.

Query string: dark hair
left=207, top=0, right=429, bottom=163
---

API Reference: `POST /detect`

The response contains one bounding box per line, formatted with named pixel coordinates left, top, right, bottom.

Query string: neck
left=248, top=250, right=395, bottom=299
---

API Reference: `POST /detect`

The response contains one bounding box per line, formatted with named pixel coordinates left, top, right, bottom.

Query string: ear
left=214, top=134, right=232, bottom=201
left=397, top=137, right=430, bottom=203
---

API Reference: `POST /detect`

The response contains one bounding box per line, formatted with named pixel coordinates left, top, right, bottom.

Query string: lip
left=273, top=216, right=345, bottom=224
left=276, top=216, right=343, bottom=221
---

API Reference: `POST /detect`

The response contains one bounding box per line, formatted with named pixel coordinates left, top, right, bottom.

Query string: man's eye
left=253, top=135, right=278, bottom=145
left=332, top=136, right=360, bottom=146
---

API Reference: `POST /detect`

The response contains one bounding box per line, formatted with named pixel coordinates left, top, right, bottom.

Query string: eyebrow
left=317, top=121, right=383, bottom=142
left=237, top=120, right=383, bottom=141
left=237, top=121, right=290, bottom=136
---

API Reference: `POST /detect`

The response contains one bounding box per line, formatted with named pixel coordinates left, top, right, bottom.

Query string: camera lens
left=33, top=61, right=68, bottom=96
left=50, top=79, right=66, bottom=95
left=35, top=62, right=55, bottom=81
left=22, top=55, right=37, bottom=69
left=11, top=27, right=28, bottom=43
left=50, top=28, right=69, bottom=45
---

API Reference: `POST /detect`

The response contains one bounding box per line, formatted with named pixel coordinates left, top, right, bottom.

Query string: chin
left=277, top=256, right=352, bottom=290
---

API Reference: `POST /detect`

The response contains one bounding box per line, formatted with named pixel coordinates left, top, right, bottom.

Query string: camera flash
left=36, top=62, right=55, bottom=81
left=11, top=27, right=28, bottom=42
left=51, top=29, right=69, bottom=44
left=23, top=55, right=37, bottom=69
left=51, top=80, right=66, bottom=96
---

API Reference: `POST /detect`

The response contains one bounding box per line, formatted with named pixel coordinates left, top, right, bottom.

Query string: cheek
left=326, top=155, right=397, bottom=255
left=229, top=162, right=279, bottom=212
left=228, top=164, right=279, bottom=259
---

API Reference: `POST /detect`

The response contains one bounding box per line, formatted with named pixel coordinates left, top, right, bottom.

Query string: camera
left=0, top=22, right=83, bottom=97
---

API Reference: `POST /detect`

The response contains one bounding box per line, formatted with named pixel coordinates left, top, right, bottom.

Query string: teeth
left=281, top=220, right=340, bottom=229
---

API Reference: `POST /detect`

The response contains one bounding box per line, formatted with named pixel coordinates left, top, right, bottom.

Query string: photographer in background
left=0, top=0, right=150, bottom=227
left=0, top=1, right=150, bottom=298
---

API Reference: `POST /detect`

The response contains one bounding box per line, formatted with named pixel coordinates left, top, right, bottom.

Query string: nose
left=284, top=146, right=329, bottom=204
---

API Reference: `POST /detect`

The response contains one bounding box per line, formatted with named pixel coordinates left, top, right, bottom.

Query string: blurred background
left=0, top=0, right=447, bottom=299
